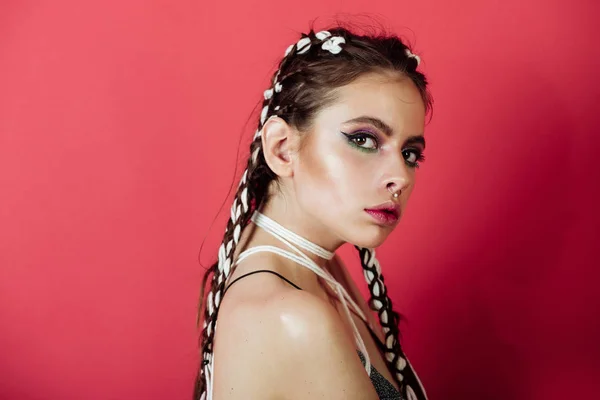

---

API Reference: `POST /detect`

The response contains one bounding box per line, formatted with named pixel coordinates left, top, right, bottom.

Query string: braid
left=195, top=26, right=430, bottom=400
left=194, top=78, right=276, bottom=400
left=194, top=31, right=328, bottom=400
left=194, top=154, right=257, bottom=399
left=356, top=246, right=428, bottom=400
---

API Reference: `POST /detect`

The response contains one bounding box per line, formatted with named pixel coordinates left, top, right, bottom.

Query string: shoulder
left=216, top=279, right=344, bottom=355
left=212, top=282, right=378, bottom=399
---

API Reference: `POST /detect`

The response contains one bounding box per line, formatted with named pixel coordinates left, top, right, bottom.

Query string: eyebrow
left=343, top=116, right=426, bottom=149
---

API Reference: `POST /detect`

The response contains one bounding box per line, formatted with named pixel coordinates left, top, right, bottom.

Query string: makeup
left=364, top=202, right=401, bottom=226
left=341, top=128, right=426, bottom=168
left=341, top=130, right=380, bottom=153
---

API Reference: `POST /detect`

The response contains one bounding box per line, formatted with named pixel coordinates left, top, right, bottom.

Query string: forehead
left=315, top=72, right=425, bottom=134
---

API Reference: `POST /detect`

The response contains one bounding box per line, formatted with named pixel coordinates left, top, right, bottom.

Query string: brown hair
left=194, top=23, right=433, bottom=400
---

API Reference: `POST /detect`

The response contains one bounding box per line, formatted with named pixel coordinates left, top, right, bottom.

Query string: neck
left=256, top=197, right=344, bottom=270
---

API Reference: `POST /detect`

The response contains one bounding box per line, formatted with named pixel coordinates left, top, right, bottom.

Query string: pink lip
left=364, top=202, right=401, bottom=226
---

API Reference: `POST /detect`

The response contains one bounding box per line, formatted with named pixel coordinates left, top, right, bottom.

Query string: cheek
left=296, top=144, right=364, bottom=211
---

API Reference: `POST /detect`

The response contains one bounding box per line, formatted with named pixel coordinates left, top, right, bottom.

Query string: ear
left=261, top=116, right=298, bottom=178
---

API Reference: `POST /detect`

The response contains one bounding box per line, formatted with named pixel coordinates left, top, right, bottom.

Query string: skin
left=211, top=71, right=426, bottom=399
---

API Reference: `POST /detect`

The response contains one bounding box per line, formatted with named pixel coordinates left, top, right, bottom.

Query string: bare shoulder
left=212, top=273, right=378, bottom=400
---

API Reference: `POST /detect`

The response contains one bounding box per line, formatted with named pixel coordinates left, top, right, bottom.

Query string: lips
left=364, top=202, right=400, bottom=226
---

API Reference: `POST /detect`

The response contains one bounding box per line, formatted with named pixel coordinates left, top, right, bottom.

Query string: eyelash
left=341, top=131, right=426, bottom=168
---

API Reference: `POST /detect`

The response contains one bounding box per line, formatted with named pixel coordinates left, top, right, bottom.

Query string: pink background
left=1, top=1, right=599, bottom=399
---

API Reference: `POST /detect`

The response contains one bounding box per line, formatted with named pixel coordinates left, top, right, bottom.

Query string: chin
left=346, top=224, right=393, bottom=249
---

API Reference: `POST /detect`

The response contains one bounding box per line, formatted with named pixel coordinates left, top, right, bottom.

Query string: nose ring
left=388, top=186, right=400, bottom=199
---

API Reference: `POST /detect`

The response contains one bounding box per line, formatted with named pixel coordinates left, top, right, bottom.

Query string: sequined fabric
left=358, top=350, right=405, bottom=400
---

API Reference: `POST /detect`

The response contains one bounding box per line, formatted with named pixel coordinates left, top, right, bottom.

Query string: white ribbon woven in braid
left=315, top=30, right=332, bottom=40
left=405, top=356, right=429, bottom=400
left=202, top=167, right=254, bottom=400
left=263, top=85, right=280, bottom=102
left=314, top=30, right=345, bottom=54
left=362, top=249, right=429, bottom=400
left=407, top=385, right=418, bottom=400
left=295, top=36, right=311, bottom=54
left=322, top=36, right=346, bottom=54
left=260, top=105, right=269, bottom=124
left=361, top=247, right=412, bottom=379
left=260, top=30, right=348, bottom=133
left=284, top=30, right=347, bottom=57
left=404, top=48, right=421, bottom=65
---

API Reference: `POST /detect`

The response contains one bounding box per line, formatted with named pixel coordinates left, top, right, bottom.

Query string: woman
left=194, top=24, right=433, bottom=400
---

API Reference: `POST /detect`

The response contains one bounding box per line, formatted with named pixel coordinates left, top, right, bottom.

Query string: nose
left=386, top=181, right=408, bottom=198
left=384, top=159, right=412, bottom=197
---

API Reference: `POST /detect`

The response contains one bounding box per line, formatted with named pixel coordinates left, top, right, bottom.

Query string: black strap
left=222, top=269, right=302, bottom=297
left=367, top=323, right=388, bottom=353
left=221, top=269, right=388, bottom=352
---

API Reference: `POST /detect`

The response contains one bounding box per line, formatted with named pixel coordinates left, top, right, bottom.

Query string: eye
left=351, top=134, right=378, bottom=149
left=403, top=148, right=426, bottom=168
left=341, top=131, right=379, bottom=152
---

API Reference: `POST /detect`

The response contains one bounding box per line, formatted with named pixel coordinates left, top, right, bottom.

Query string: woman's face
left=293, top=71, right=426, bottom=249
